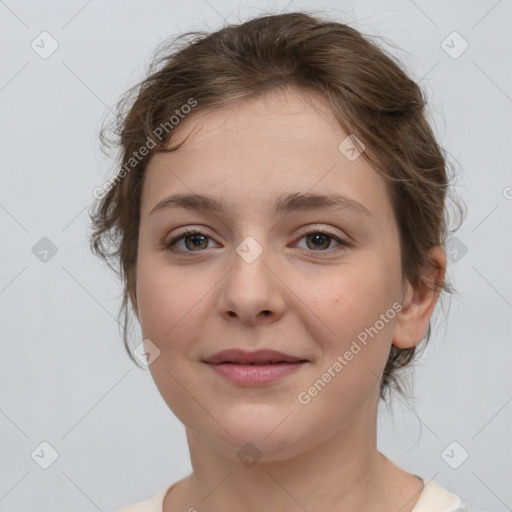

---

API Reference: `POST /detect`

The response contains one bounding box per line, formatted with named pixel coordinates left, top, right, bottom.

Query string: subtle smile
left=203, top=349, right=309, bottom=386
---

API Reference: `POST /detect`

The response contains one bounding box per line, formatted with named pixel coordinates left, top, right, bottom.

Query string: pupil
left=186, top=234, right=207, bottom=250
left=308, top=233, right=330, bottom=250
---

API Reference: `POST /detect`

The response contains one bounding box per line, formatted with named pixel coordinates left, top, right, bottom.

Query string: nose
left=217, top=241, right=286, bottom=326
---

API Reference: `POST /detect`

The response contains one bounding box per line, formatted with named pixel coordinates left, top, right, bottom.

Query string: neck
left=179, top=396, right=396, bottom=512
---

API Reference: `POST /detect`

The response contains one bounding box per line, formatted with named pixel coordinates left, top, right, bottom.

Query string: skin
left=131, top=87, right=446, bottom=512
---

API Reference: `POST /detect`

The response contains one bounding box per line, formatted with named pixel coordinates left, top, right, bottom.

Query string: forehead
left=141, top=88, right=394, bottom=223
left=163, top=88, right=345, bottom=158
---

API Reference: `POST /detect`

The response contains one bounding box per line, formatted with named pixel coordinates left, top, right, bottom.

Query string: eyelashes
left=163, top=226, right=352, bottom=256
left=164, top=228, right=215, bottom=252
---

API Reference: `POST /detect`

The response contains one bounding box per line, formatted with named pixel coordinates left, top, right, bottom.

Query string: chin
left=196, top=408, right=314, bottom=463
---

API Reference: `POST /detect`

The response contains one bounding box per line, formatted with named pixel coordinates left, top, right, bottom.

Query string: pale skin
left=130, top=87, right=446, bottom=512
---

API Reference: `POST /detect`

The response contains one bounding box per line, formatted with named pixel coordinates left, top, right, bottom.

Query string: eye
left=164, top=228, right=217, bottom=252
left=293, top=228, right=351, bottom=254
left=163, top=226, right=351, bottom=254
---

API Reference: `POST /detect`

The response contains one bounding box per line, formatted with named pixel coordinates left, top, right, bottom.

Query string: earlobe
left=392, top=246, right=447, bottom=349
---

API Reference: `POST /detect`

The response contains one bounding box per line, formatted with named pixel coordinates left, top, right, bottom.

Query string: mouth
left=203, top=348, right=307, bottom=365
left=203, top=349, right=309, bottom=386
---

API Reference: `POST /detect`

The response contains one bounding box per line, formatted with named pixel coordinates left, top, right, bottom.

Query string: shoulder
left=413, top=478, right=489, bottom=512
left=114, top=483, right=175, bottom=512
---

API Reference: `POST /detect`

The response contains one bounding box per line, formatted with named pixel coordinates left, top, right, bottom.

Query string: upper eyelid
left=166, top=225, right=350, bottom=249
left=168, top=224, right=347, bottom=240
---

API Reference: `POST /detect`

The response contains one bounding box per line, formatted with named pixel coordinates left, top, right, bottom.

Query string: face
left=134, top=88, right=409, bottom=461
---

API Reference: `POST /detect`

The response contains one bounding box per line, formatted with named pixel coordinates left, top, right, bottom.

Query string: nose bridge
left=219, top=232, right=285, bottom=323
left=236, top=234, right=266, bottom=266
left=230, top=233, right=274, bottom=292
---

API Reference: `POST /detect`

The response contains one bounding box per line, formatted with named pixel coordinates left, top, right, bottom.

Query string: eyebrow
left=149, top=192, right=372, bottom=218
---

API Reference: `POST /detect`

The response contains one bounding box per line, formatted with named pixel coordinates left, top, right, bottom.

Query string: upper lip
left=203, top=349, right=307, bottom=365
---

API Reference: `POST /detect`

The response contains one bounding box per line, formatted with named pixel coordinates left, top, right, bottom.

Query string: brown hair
left=89, top=11, right=465, bottom=402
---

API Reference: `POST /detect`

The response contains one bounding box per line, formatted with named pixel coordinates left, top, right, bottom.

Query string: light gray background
left=1, top=1, right=511, bottom=511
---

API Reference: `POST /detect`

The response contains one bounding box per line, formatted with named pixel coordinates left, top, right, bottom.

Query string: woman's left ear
left=392, top=246, right=447, bottom=349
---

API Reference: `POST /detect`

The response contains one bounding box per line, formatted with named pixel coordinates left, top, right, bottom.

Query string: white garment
left=114, top=477, right=489, bottom=512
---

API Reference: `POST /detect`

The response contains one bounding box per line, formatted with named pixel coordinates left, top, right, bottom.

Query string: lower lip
left=206, top=362, right=305, bottom=386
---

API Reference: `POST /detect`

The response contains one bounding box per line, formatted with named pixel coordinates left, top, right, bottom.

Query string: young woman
left=90, top=11, right=482, bottom=512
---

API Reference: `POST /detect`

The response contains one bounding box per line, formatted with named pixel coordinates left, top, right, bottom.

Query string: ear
left=392, top=246, right=447, bottom=349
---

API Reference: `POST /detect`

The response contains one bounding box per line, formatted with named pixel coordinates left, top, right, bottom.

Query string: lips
left=203, top=349, right=308, bottom=386
left=203, top=349, right=306, bottom=365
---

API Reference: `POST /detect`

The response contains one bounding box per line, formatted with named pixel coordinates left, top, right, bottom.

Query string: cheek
left=136, top=270, right=170, bottom=340
left=135, top=252, right=217, bottom=354
left=311, top=255, right=401, bottom=375
left=136, top=255, right=187, bottom=342
left=135, top=257, right=208, bottom=420
left=298, top=281, right=399, bottom=421
left=320, top=259, right=400, bottom=331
